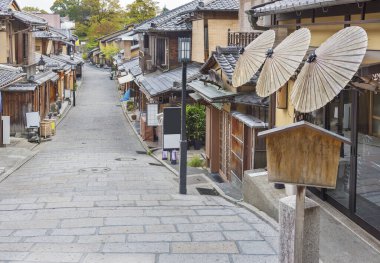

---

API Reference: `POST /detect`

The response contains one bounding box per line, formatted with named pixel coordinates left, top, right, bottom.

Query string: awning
left=3, top=83, right=38, bottom=92
left=187, top=80, right=236, bottom=103
left=189, top=92, right=202, bottom=102
left=118, top=74, right=134, bottom=84
left=231, top=111, right=267, bottom=129
left=51, top=75, right=59, bottom=82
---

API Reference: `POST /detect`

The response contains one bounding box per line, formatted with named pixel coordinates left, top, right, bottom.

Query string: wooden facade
left=1, top=82, right=51, bottom=134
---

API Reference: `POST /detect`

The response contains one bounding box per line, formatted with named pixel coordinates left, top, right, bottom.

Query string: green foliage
left=22, top=6, right=48, bottom=13
left=188, top=155, right=205, bottom=168
left=126, top=101, right=134, bottom=111
left=103, top=45, right=119, bottom=60
left=82, top=53, right=88, bottom=60
left=125, top=0, right=158, bottom=25
left=146, top=149, right=153, bottom=156
left=186, top=104, right=206, bottom=141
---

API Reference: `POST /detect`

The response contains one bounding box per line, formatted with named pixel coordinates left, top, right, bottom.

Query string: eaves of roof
left=250, top=0, right=371, bottom=17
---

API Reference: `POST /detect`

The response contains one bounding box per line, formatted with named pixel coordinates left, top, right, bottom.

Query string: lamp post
left=178, top=37, right=191, bottom=195
left=71, top=64, right=76, bottom=107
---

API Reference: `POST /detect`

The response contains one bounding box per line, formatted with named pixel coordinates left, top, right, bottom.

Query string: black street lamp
left=37, top=55, right=46, bottom=72
left=178, top=37, right=191, bottom=195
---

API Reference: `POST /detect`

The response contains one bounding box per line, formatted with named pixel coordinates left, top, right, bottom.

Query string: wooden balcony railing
left=228, top=31, right=262, bottom=48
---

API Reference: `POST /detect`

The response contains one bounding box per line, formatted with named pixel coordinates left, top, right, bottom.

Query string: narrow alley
left=0, top=65, right=278, bottom=263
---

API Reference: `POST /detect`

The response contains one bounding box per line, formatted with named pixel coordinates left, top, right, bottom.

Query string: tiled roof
left=252, top=0, right=370, bottom=16
left=201, top=46, right=258, bottom=85
left=34, top=53, right=71, bottom=71
left=3, top=83, right=37, bottom=92
left=0, top=0, right=12, bottom=11
left=12, top=11, right=47, bottom=25
left=136, top=0, right=238, bottom=32
left=234, top=93, right=269, bottom=107
left=201, top=46, right=239, bottom=81
left=188, top=80, right=236, bottom=102
left=197, top=0, right=238, bottom=11
left=119, top=57, right=139, bottom=72
left=130, top=65, right=142, bottom=77
left=29, top=70, right=58, bottom=85
left=137, top=63, right=201, bottom=97
left=0, top=64, right=25, bottom=89
left=135, top=0, right=200, bottom=32
left=50, top=54, right=84, bottom=65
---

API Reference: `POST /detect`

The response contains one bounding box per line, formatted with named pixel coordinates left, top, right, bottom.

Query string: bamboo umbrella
left=291, top=26, right=368, bottom=113
left=256, top=28, right=311, bottom=97
left=232, top=30, right=276, bottom=88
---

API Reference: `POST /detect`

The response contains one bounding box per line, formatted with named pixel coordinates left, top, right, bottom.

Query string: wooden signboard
left=258, top=121, right=351, bottom=188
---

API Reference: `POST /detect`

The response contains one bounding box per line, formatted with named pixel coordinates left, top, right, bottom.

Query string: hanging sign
left=147, top=104, right=159, bottom=126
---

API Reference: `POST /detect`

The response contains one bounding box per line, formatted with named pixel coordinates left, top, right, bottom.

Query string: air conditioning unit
left=0, top=21, right=6, bottom=31
left=146, top=60, right=153, bottom=71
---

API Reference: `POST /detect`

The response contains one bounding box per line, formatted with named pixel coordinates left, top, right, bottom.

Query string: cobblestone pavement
left=0, top=65, right=278, bottom=263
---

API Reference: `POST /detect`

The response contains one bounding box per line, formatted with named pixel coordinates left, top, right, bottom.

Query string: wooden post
left=294, top=185, right=306, bottom=263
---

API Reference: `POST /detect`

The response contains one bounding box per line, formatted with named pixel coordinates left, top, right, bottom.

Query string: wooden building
left=1, top=68, right=58, bottom=134
left=250, top=0, right=380, bottom=239
left=189, top=46, right=268, bottom=185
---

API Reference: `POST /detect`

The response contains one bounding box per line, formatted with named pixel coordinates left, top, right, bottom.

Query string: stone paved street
left=0, top=65, right=278, bottom=263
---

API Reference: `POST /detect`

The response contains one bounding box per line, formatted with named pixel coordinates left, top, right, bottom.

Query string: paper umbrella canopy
left=232, top=30, right=275, bottom=88
left=256, top=28, right=311, bottom=98
left=291, top=26, right=368, bottom=113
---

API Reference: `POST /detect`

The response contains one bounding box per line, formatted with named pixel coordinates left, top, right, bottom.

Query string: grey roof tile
left=188, top=79, right=236, bottom=102
left=137, top=63, right=201, bottom=97
left=12, top=11, right=47, bottom=25
left=3, top=83, right=37, bottom=92
left=0, top=64, right=26, bottom=89
left=0, top=0, right=12, bottom=11
left=50, top=54, right=84, bottom=65
left=130, top=65, right=142, bottom=77
left=136, top=0, right=238, bottom=32
left=34, top=53, right=71, bottom=71
left=30, top=70, right=58, bottom=85
left=201, top=46, right=258, bottom=85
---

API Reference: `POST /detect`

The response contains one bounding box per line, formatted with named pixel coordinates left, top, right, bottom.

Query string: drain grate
left=148, top=163, right=164, bottom=166
left=136, top=150, right=147, bottom=155
left=196, top=187, right=219, bottom=196
left=115, top=157, right=137, bottom=161
left=79, top=167, right=111, bottom=173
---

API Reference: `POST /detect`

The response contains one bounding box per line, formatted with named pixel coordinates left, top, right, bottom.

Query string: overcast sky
left=17, top=0, right=191, bottom=12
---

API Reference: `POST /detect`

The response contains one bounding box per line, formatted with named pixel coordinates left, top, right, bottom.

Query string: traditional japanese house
left=250, top=0, right=380, bottom=239
left=35, top=53, right=71, bottom=105
left=96, top=26, right=136, bottom=66
left=133, top=0, right=239, bottom=144
left=0, top=64, right=57, bottom=134
left=190, top=0, right=239, bottom=63
left=33, top=27, right=76, bottom=56
left=189, top=46, right=268, bottom=185
left=50, top=54, right=84, bottom=86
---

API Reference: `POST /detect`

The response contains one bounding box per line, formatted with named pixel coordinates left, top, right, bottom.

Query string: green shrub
left=188, top=155, right=204, bottom=167
left=186, top=104, right=206, bottom=142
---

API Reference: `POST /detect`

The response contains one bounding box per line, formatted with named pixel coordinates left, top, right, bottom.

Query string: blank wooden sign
left=258, top=121, right=351, bottom=188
